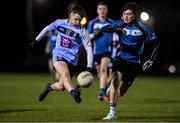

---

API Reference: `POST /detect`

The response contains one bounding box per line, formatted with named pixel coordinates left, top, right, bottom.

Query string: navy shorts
left=112, top=57, right=141, bottom=85
left=94, top=52, right=111, bottom=65
left=53, top=56, right=76, bottom=78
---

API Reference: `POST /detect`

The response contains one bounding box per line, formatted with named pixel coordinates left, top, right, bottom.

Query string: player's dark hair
left=121, top=2, right=139, bottom=17
left=97, top=1, right=108, bottom=7
left=68, top=5, right=86, bottom=18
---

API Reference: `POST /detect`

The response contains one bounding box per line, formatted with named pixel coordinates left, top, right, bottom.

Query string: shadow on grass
left=90, top=115, right=180, bottom=122
left=143, top=98, right=180, bottom=104
left=119, top=116, right=180, bottom=121
left=0, top=109, right=46, bottom=113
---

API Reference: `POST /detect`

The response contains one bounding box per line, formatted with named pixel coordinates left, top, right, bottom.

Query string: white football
left=77, top=71, right=93, bottom=88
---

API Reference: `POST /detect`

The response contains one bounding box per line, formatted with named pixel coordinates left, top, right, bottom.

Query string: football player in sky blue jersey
left=87, top=1, right=115, bottom=101
left=45, top=30, right=59, bottom=82
left=31, top=5, right=93, bottom=104
left=101, top=2, right=160, bottom=120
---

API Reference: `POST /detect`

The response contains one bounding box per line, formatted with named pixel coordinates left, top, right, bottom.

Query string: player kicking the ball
left=30, top=5, right=93, bottom=104
left=101, top=2, right=160, bottom=119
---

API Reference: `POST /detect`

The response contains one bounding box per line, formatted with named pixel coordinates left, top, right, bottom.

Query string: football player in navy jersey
left=87, top=1, right=116, bottom=101
left=101, top=2, right=160, bottom=120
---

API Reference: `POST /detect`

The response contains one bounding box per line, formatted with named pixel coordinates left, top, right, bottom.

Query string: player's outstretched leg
left=39, top=83, right=52, bottom=102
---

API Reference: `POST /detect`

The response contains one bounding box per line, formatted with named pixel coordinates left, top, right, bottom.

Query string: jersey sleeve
left=111, top=19, right=124, bottom=28
left=144, top=25, right=156, bottom=41
left=81, top=27, right=92, bottom=50
left=138, top=22, right=157, bottom=41
left=87, top=20, right=96, bottom=39
left=80, top=27, right=93, bottom=68
left=48, top=19, right=61, bottom=31
left=87, top=20, right=94, bottom=34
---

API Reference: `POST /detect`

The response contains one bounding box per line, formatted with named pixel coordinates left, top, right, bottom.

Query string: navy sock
left=70, top=90, right=76, bottom=97
left=47, top=85, right=53, bottom=92
left=109, top=103, right=116, bottom=107
left=99, top=88, right=106, bottom=96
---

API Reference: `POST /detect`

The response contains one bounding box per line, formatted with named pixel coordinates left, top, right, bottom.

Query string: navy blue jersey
left=111, top=19, right=156, bottom=63
left=87, top=17, right=114, bottom=55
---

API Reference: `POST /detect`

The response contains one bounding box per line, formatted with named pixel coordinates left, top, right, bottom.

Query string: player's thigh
left=54, top=61, right=70, bottom=78
left=100, top=57, right=110, bottom=71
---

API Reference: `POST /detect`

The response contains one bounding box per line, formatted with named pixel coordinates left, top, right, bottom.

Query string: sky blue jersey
left=87, top=17, right=114, bottom=55
left=111, top=19, right=156, bottom=63
left=48, top=19, right=91, bottom=66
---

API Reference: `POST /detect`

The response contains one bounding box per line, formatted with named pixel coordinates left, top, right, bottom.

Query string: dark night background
left=1, top=0, right=180, bottom=75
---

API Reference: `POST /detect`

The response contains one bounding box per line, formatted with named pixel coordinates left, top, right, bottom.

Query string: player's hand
left=93, top=29, right=102, bottom=38
left=27, top=40, right=37, bottom=49
left=114, top=28, right=124, bottom=33
left=142, top=59, right=154, bottom=71
left=86, top=67, right=93, bottom=73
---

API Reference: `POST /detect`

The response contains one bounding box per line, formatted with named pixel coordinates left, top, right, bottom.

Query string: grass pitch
left=0, top=73, right=180, bottom=122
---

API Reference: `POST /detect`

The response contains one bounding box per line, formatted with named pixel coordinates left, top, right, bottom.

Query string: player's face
left=69, top=13, right=83, bottom=26
left=122, top=9, right=135, bottom=24
left=97, top=5, right=108, bottom=18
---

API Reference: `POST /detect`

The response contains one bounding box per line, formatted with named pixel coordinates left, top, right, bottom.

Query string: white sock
left=109, top=103, right=116, bottom=114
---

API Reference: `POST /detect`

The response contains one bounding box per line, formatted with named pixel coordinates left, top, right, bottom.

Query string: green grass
left=0, top=73, right=180, bottom=122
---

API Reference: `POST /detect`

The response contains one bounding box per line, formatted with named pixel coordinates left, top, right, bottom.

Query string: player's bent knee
left=112, top=72, right=122, bottom=81
left=61, top=72, right=70, bottom=79
left=100, top=67, right=107, bottom=74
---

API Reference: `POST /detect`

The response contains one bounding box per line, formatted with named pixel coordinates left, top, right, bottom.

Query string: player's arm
left=142, top=40, right=160, bottom=71
left=142, top=24, right=160, bottom=71
left=27, top=25, right=50, bottom=48
left=102, top=25, right=124, bottom=33
left=27, top=20, right=59, bottom=48
left=148, top=40, right=160, bottom=61
left=87, top=20, right=102, bottom=40
left=101, top=19, right=124, bottom=33
left=36, top=20, right=60, bottom=41
left=87, top=20, right=97, bottom=40
left=35, top=26, right=50, bottom=41
left=81, top=28, right=93, bottom=73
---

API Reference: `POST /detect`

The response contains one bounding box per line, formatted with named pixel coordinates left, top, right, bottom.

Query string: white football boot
left=103, top=111, right=117, bottom=120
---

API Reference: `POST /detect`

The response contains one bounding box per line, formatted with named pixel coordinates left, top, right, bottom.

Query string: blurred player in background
left=87, top=1, right=116, bottom=101
left=101, top=2, right=160, bottom=119
left=45, top=30, right=59, bottom=81
left=30, top=5, right=93, bottom=104
left=107, top=33, right=120, bottom=83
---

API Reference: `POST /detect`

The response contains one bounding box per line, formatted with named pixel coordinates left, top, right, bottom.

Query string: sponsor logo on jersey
left=123, top=28, right=142, bottom=36
left=60, top=36, right=72, bottom=48
left=57, top=26, right=79, bottom=39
